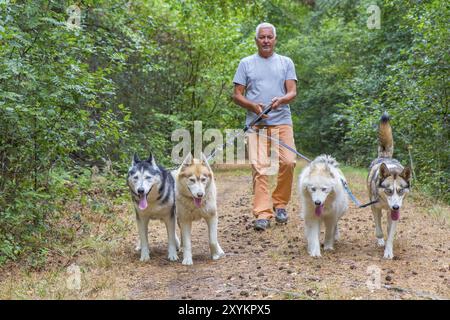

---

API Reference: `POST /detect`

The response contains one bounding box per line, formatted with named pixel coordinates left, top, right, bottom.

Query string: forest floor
left=0, top=161, right=449, bottom=300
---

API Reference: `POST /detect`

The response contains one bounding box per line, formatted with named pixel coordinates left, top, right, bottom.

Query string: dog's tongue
left=315, top=204, right=324, bottom=216
left=193, top=197, right=202, bottom=208
left=139, top=195, right=148, bottom=210
left=391, top=209, right=400, bottom=221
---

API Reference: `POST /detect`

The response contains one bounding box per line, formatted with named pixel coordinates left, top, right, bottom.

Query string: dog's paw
left=168, top=253, right=179, bottom=262
left=182, top=251, right=193, bottom=265
left=323, top=245, right=334, bottom=251
left=308, top=249, right=321, bottom=257
left=383, top=248, right=394, bottom=259
left=307, top=241, right=321, bottom=257
left=140, top=253, right=150, bottom=262
left=377, top=238, right=385, bottom=247
left=182, top=256, right=193, bottom=265
left=212, top=249, right=225, bottom=260
left=309, top=252, right=321, bottom=258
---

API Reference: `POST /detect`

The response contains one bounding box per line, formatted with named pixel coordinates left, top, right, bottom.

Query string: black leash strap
left=243, top=105, right=377, bottom=209
left=358, top=199, right=379, bottom=208
left=180, top=102, right=378, bottom=209
left=340, top=178, right=379, bottom=208
left=243, top=104, right=273, bottom=132
left=206, top=104, right=273, bottom=163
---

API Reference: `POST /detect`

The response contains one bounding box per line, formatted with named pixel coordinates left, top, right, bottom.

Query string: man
left=232, top=22, right=298, bottom=231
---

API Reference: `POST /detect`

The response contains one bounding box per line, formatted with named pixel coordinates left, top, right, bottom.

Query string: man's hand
left=234, top=84, right=269, bottom=119
left=271, top=96, right=284, bottom=110
left=271, top=80, right=297, bottom=110
left=233, top=84, right=272, bottom=119
left=252, top=102, right=269, bottom=119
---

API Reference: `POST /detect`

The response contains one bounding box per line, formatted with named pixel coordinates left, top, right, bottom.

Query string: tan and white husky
left=175, top=153, right=225, bottom=265
left=367, top=113, right=411, bottom=259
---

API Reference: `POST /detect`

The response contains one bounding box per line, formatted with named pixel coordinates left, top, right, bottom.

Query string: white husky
left=175, top=153, right=225, bottom=265
left=298, top=155, right=348, bottom=257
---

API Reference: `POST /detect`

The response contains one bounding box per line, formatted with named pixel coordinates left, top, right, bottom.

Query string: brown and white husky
left=367, top=113, right=412, bottom=259
left=175, top=153, right=225, bottom=265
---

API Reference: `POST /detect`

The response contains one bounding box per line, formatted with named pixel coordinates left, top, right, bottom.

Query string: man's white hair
left=255, top=22, right=276, bottom=38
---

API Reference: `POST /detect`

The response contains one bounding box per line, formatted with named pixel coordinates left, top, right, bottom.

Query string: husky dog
left=175, top=153, right=225, bottom=265
left=298, top=155, right=348, bottom=257
left=368, top=113, right=411, bottom=259
left=127, top=154, right=179, bottom=262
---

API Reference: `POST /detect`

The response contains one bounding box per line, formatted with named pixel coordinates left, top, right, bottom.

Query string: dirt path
left=1, top=164, right=449, bottom=300
left=116, top=165, right=449, bottom=300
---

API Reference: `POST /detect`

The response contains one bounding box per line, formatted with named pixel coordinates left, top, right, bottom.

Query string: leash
left=243, top=104, right=274, bottom=132
left=169, top=103, right=378, bottom=209
left=244, top=105, right=377, bottom=208
left=244, top=103, right=313, bottom=162
left=167, top=104, right=275, bottom=168
left=246, top=127, right=312, bottom=163
left=340, top=178, right=379, bottom=208
left=207, top=103, right=274, bottom=162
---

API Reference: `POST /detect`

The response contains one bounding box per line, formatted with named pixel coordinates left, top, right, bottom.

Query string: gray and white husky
left=127, top=154, right=180, bottom=262
left=175, top=153, right=225, bottom=265
left=298, top=155, right=349, bottom=257
left=367, top=113, right=411, bottom=259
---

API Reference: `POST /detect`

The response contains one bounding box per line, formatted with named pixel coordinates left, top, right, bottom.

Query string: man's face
left=256, top=27, right=276, bottom=58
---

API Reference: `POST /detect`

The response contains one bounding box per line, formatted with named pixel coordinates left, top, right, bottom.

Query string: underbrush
left=0, top=166, right=131, bottom=269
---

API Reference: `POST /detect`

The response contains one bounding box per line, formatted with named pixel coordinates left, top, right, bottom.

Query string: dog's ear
left=181, top=153, right=193, bottom=167
left=132, top=153, right=140, bottom=165
left=379, top=163, right=390, bottom=180
left=146, top=153, right=158, bottom=169
left=400, top=166, right=411, bottom=181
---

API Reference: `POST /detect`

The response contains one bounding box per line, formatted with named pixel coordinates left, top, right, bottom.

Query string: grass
left=0, top=234, right=127, bottom=299
left=409, top=191, right=450, bottom=225
left=0, top=266, right=124, bottom=299
left=0, top=167, right=133, bottom=299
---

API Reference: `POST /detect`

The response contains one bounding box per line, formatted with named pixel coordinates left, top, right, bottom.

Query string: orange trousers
left=247, top=124, right=297, bottom=220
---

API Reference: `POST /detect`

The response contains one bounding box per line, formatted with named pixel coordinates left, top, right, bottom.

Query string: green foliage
left=340, top=0, right=449, bottom=200
left=0, top=0, right=134, bottom=264
left=271, top=0, right=448, bottom=201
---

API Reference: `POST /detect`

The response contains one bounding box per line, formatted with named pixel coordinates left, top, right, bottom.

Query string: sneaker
left=274, top=208, right=288, bottom=223
left=254, top=219, right=270, bottom=231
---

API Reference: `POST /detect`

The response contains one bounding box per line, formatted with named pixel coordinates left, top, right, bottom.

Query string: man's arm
left=233, top=84, right=268, bottom=119
left=271, top=79, right=297, bottom=109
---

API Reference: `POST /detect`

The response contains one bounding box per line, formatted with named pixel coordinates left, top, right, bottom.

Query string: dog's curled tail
left=378, top=112, right=393, bottom=158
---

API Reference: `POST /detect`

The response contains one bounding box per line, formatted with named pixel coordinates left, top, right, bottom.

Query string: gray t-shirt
left=233, top=53, right=297, bottom=126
